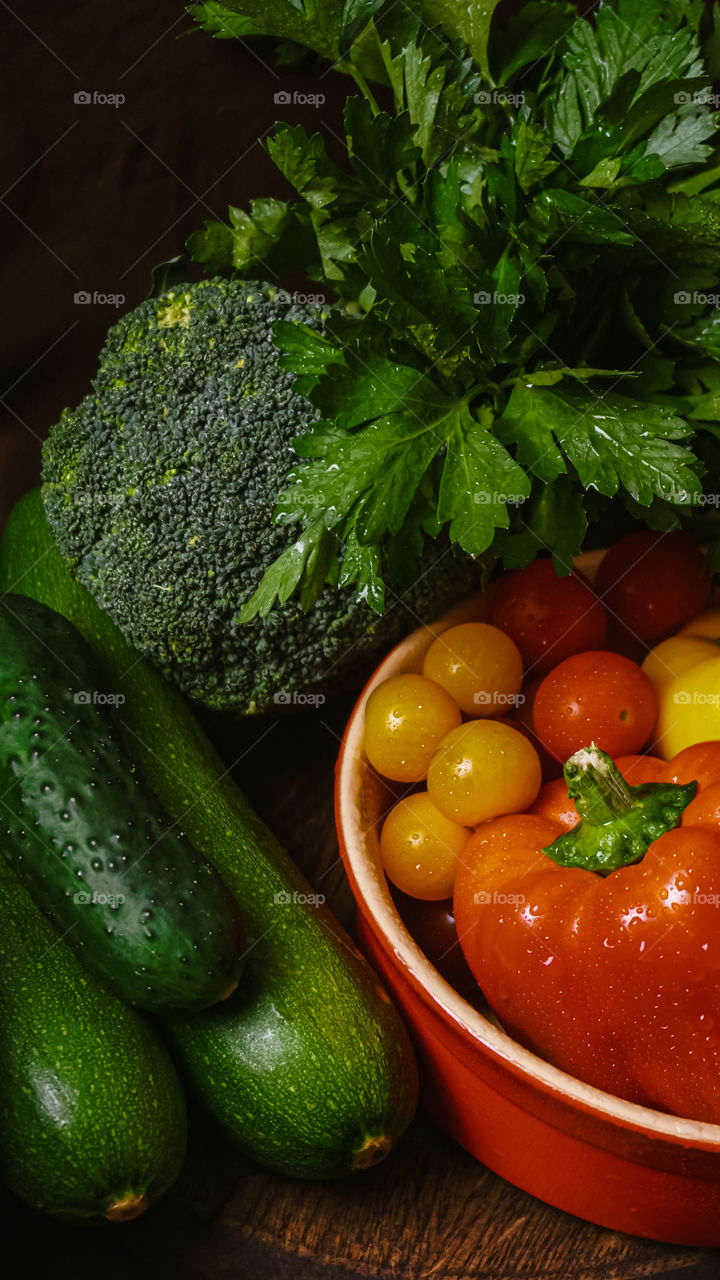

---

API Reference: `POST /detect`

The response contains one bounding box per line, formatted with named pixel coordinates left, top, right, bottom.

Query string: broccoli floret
left=42, top=278, right=480, bottom=713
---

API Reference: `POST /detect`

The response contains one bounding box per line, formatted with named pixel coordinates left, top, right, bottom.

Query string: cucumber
left=0, top=593, right=244, bottom=1013
left=1, top=490, right=418, bottom=1177
left=0, top=854, right=187, bottom=1220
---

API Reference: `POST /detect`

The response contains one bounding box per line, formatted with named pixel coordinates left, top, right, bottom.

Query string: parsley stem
left=396, top=169, right=416, bottom=201
left=668, top=163, right=720, bottom=197
left=341, top=61, right=416, bottom=202
left=465, top=383, right=487, bottom=401
left=341, top=61, right=381, bottom=117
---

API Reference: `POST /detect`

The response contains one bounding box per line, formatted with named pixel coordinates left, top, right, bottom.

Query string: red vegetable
left=595, top=530, right=711, bottom=646
left=490, top=559, right=607, bottom=677
left=533, top=649, right=657, bottom=760
left=454, top=741, right=720, bottom=1123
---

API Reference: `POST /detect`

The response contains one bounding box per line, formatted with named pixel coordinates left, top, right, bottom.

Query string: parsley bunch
left=188, top=0, right=720, bottom=619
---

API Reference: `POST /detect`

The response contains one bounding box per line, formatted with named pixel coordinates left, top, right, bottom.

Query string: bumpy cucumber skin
left=0, top=855, right=187, bottom=1220
left=0, top=593, right=244, bottom=1013
left=1, top=491, right=419, bottom=1177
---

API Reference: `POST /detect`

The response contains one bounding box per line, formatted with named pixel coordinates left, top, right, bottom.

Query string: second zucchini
left=0, top=593, right=244, bottom=1013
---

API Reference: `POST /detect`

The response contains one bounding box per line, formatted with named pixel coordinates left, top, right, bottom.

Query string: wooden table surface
left=2, top=2, right=720, bottom=1275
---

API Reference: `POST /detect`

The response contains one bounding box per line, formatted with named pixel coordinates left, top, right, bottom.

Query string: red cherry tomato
left=595, top=530, right=711, bottom=646
left=533, top=650, right=658, bottom=761
left=489, top=559, right=608, bottom=677
left=614, top=753, right=667, bottom=785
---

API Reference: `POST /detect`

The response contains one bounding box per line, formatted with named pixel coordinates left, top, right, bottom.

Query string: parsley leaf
left=437, top=403, right=531, bottom=553
left=512, top=384, right=701, bottom=505
left=241, top=371, right=525, bottom=618
left=187, top=198, right=314, bottom=275
left=421, top=0, right=502, bottom=79
left=187, top=0, right=719, bottom=621
left=189, top=0, right=385, bottom=59
left=492, top=1, right=576, bottom=83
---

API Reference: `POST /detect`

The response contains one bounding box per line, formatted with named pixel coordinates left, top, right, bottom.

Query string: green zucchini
left=0, top=490, right=418, bottom=1177
left=0, top=593, right=244, bottom=1013
left=0, top=854, right=187, bottom=1220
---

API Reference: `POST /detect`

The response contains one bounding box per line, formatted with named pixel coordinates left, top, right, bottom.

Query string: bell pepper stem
left=564, top=745, right=634, bottom=824
left=544, top=744, right=696, bottom=876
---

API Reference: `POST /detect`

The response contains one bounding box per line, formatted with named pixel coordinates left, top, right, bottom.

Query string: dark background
left=0, top=0, right=353, bottom=522
left=2, top=3, right=720, bottom=1278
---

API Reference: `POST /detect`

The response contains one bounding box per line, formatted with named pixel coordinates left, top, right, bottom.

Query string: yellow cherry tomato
left=423, top=622, right=523, bottom=717
left=643, top=608, right=720, bottom=759
left=364, top=674, right=462, bottom=782
left=654, top=656, right=720, bottom=759
left=427, top=719, right=542, bottom=825
left=679, top=608, right=720, bottom=640
left=379, top=792, right=470, bottom=899
left=642, top=635, right=719, bottom=694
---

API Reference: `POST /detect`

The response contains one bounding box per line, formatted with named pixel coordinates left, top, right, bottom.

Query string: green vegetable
left=0, top=491, right=419, bottom=1178
left=188, top=0, right=720, bottom=612
left=0, top=855, right=187, bottom=1221
left=42, top=277, right=479, bottom=712
left=544, top=745, right=697, bottom=876
left=0, top=593, right=243, bottom=1013
left=188, top=0, right=385, bottom=60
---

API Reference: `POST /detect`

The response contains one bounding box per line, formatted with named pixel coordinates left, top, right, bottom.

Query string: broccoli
left=42, top=278, right=480, bottom=713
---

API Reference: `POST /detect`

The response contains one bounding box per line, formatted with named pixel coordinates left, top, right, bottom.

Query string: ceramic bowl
left=335, top=552, right=720, bottom=1246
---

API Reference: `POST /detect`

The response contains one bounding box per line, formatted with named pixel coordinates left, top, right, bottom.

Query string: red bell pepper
left=454, top=741, right=720, bottom=1123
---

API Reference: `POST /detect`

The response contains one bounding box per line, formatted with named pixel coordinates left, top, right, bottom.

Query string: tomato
left=533, top=650, right=658, bottom=761
left=489, top=559, right=607, bottom=676
left=680, top=608, right=720, bottom=640
left=379, top=792, right=469, bottom=899
left=427, top=719, right=542, bottom=825
left=364, top=674, right=461, bottom=782
left=595, top=530, right=711, bottom=646
left=641, top=634, right=719, bottom=694
left=423, top=622, right=523, bottom=717
left=614, top=753, right=667, bottom=784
